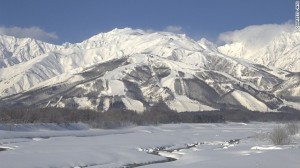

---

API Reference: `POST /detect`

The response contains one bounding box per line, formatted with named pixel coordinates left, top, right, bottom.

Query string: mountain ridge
left=0, top=28, right=299, bottom=112
left=218, top=31, right=300, bottom=72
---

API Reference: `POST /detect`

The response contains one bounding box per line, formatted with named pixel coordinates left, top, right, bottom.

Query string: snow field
left=0, top=122, right=299, bottom=168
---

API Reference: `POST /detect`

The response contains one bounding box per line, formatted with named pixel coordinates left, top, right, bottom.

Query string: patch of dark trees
left=1, top=102, right=300, bottom=129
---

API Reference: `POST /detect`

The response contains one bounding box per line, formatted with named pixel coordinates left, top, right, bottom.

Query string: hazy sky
left=0, top=0, right=295, bottom=44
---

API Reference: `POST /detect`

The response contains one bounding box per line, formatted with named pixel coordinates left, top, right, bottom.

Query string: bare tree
left=269, top=126, right=290, bottom=145
left=285, top=122, right=299, bottom=135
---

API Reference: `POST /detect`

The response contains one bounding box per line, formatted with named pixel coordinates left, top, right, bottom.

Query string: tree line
left=0, top=103, right=300, bottom=129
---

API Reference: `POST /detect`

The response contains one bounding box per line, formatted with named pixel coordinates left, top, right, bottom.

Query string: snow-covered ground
left=0, top=122, right=299, bottom=168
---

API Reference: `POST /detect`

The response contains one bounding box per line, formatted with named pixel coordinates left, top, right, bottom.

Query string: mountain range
left=0, top=28, right=299, bottom=112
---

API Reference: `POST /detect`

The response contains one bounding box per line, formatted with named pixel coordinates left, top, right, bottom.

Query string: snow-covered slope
left=0, top=35, right=62, bottom=68
left=0, top=28, right=299, bottom=112
left=218, top=32, right=300, bottom=72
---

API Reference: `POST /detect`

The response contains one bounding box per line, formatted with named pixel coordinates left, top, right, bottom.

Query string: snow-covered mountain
left=218, top=31, right=300, bottom=72
left=0, top=35, right=62, bottom=68
left=0, top=28, right=299, bottom=112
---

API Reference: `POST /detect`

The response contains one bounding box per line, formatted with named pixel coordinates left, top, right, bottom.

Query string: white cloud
left=164, top=25, right=183, bottom=33
left=218, top=22, right=294, bottom=49
left=0, top=26, right=58, bottom=41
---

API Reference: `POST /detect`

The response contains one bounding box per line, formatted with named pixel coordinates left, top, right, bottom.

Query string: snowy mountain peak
left=0, top=35, right=62, bottom=68
left=86, top=28, right=193, bottom=44
left=0, top=28, right=299, bottom=112
left=218, top=31, right=300, bottom=72
left=75, top=28, right=206, bottom=60
left=87, top=28, right=140, bottom=41
left=198, top=38, right=218, bottom=51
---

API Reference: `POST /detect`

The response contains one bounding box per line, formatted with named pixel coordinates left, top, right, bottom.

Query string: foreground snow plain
left=0, top=122, right=299, bottom=168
